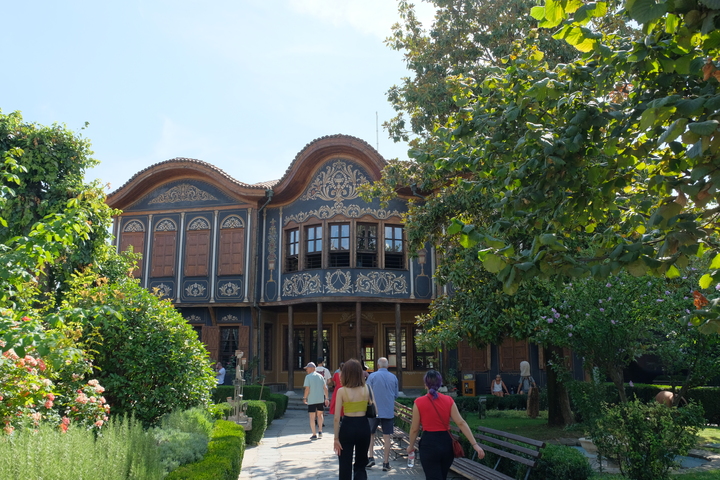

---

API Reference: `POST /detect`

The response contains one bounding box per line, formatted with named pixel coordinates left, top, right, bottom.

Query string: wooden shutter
left=151, top=231, right=176, bottom=277
left=238, top=325, right=250, bottom=353
left=185, top=230, right=210, bottom=277
left=218, top=228, right=245, bottom=276
left=458, top=341, right=488, bottom=372
left=203, top=326, right=220, bottom=361
left=119, top=232, right=144, bottom=278
left=499, top=338, right=528, bottom=372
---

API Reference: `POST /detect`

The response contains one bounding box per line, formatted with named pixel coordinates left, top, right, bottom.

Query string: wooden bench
left=449, top=424, right=545, bottom=480
left=387, top=401, right=417, bottom=459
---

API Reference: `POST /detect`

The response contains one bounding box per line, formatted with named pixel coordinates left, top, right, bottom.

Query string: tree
left=385, top=0, right=581, bottom=143
left=0, top=110, right=117, bottom=307
left=375, top=0, right=720, bottom=334
left=63, top=269, right=216, bottom=426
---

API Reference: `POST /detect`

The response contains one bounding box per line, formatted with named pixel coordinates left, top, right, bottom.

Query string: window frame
left=304, top=224, right=323, bottom=270
left=383, top=224, right=405, bottom=270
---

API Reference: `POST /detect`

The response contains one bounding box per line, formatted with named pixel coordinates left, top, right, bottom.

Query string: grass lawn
left=463, top=409, right=720, bottom=478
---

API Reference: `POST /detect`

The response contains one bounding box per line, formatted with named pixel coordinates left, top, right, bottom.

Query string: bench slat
left=475, top=442, right=538, bottom=468
left=450, top=458, right=515, bottom=480
left=477, top=425, right=545, bottom=448
left=474, top=433, right=542, bottom=459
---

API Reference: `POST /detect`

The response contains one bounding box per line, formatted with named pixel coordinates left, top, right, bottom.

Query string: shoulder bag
left=366, top=385, right=377, bottom=418
left=429, top=396, right=464, bottom=458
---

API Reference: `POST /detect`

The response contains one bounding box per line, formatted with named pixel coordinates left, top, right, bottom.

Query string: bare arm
left=406, top=403, right=421, bottom=454
left=303, top=386, right=309, bottom=404
left=501, top=381, right=509, bottom=394
left=333, top=388, right=345, bottom=455
left=450, top=402, right=485, bottom=459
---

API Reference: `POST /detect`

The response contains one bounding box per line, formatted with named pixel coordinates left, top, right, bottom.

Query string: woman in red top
left=328, top=362, right=344, bottom=416
left=407, top=370, right=485, bottom=479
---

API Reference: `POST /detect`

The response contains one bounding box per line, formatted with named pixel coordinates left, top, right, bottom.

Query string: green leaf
left=483, top=254, right=505, bottom=273
left=629, top=0, right=668, bottom=23
left=530, top=5, right=546, bottom=20
left=710, top=253, right=720, bottom=269
left=688, top=120, right=719, bottom=136
left=699, top=273, right=714, bottom=289
left=665, top=264, right=680, bottom=278
left=447, top=218, right=463, bottom=235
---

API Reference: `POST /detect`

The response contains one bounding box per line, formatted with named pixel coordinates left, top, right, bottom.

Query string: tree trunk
left=609, top=368, right=627, bottom=403
left=546, top=345, right=574, bottom=427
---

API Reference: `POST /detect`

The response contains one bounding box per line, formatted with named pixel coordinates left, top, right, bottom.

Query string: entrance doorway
left=362, top=338, right=375, bottom=371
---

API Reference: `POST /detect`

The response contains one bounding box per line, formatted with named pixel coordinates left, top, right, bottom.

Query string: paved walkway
left=239, top=407, right=464, bottom=479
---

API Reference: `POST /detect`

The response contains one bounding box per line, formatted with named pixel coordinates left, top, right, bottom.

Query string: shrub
left=66, top=276, right=217, bottom=426
left=242, top=385, right=272, bottom=401
left=268, top=393, right=288, bottom=418
left=212, top=385, right=236, bottom=404
left=244, top=400, right=268, bottom=445
left=165, top=419, right=245, bottom=480
left=207, top=402, right=233, bottom=420
left=152, top=408, right=214, bottom=475
left=593, top=399, right=705, bottom=480
left=0, top=415, right=162, bottom=479
left=264, top=400, right=276, bottom=425
left=529, top=444, right=592, bottom=480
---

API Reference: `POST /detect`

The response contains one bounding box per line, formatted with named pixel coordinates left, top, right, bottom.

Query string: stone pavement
left=239, top=407, right=465, bottom=479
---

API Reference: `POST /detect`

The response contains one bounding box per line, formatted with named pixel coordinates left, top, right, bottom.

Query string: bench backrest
left=449, top=424, right=545, bottom=469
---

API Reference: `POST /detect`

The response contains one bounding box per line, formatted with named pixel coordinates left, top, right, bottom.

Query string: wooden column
left=316, top=302, right=323, bottom=362
left=287, top=305, right=294, bottom=392
left=355, top=302, right=362, bottom=363
left=395, top=303, right=403, bottom=392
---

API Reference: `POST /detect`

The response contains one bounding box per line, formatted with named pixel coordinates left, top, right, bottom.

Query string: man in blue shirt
left=366, top=357, right=399, bottom=471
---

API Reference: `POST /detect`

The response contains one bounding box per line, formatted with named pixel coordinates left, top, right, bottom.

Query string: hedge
left=165, top=420, right=245, bottom=480
left=245, top=401, right=269, bottom=445
left=529, top=444, right=592, bottom=480
left=264, top=400, right=276, bottom=426
left=268, top=393, right=289, bottom=418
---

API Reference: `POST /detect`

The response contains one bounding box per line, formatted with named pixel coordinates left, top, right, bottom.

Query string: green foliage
left=63, top=272, right=216, bottom=427
left=268, top=393, right=288, bottom=419
left=165, top=419, right=245, bottom=480
left=687, top=387, right=720, bottom=425
left=241, top=385, right=272, bottom=401
left=263, top=400, right=276, bottom=426
left=212, top=385, right=236, bottom=404
left=529, top=444, right=592, bottom=480
left=0, top=110, right=118, bottom=308
left=244, top=400, right=268, bottom=446
left=594, top=400, right=705, bottom=480
left=0, top=415, right=162, bottom=479
left=207, top=402, right=232, bottom=421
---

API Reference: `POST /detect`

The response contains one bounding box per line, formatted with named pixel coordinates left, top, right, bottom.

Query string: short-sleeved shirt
left=415, top=393, right=454, bottom=432
left=315, top=366, right=332, bottom=384
left=366, top=368, right=398, bottom=419
left=303, top=372, right=326, bottom=405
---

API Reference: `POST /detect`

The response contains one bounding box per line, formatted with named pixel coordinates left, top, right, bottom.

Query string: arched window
left=151, top=218, right=177, bottom=278
left=185, top=217, right=211, bottom=277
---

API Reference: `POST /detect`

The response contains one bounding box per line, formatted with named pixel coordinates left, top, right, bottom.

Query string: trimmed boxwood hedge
left=165, top=419, right=245, bottom=480
left=245, top=400, right=268, bottom=445
left=268, top=393, right=288, bottom=418
left=529, top=444, right=592, bottom=480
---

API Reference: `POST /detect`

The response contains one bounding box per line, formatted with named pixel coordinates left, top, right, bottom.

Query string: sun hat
left=305, top=362, right=316, bottom=369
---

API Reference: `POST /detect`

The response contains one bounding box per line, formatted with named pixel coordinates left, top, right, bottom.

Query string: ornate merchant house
left=107, top=135, right=558, bottom=392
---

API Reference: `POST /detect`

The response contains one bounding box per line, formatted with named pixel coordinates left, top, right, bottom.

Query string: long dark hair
left=341, top=359, right=365, bottom=388
left=424, top=370, right=443, bottom=400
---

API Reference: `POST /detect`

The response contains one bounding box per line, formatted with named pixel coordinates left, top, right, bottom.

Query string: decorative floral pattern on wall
left=283, top=204, right=402, bottom=226
left=280, top=270, right=408, bottom=297
left=155, top=219, right=177, bottom=231
left=188, top=217, right=210, bottom=230
left=282, top=273, right=323, bottom=296
left=300, top=160, right=368, bottom=203
left=123, top=220, right=145, bottom=232
left=151, top=283, right=172, bottom=298
left=149, top=184, right=218, bottom=204
left=218, top=281, right=242, bottom=297
left=221, top=215, right=244, bottom=229
left=185, top=282, right=207, bottom=297
left=356, top=271, right=408, bottom=295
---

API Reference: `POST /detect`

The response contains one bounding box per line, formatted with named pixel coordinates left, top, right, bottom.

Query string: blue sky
left=4, top=1, right=434, bottom=191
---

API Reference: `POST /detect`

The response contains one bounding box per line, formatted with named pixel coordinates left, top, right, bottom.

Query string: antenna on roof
left=376, top=111, right=379, bottom=152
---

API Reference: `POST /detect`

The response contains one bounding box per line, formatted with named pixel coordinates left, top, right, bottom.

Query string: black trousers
left=338, top=416, right=371, bottom=480
left=419, top=430, right=454, bottom=480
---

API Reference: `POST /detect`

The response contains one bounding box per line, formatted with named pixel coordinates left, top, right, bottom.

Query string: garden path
left=239, top=392, right=465, bottom=479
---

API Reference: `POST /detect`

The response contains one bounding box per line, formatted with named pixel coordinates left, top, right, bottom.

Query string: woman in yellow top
left=333, top=359, right=373, bottom=480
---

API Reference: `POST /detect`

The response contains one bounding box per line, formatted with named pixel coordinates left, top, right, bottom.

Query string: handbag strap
left=428, top=395, right=454, bottom=441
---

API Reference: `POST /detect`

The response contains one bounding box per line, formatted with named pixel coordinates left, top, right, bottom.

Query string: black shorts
left=369, top=417, right=394, bottom=435
left=308, top=403, right=324, bottom=413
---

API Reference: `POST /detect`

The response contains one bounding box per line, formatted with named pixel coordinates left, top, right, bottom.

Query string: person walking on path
left=303, top=362, right=329, bottom=440
left=329, top=361, right=344, bottom=416
left=490, top=374, right=509, bottom=397
left=366, top=357, right=398, bottom=471
left=407, top=370, right=485, bottom=480
left=333, top=359, right=373, bottom=480
left=315, top=357, right=332, bottom=385
left=519, top=361, right=539, bottom=419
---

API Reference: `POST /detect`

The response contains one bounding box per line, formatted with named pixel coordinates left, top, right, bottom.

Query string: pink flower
left=44, top=400, right=53, bottom=409
left=629, top=381, right=634, bottom=387
left=611, top=320, right=616, bottom=325
left=94, top=420, right=104, bottom=427
left=61, top=417, right=70, bottom=426
left=3, top=425, right=14, bottom=435
left=21, top=316, right=31, bottom=322
left=46, top=393, right=55, bottom=401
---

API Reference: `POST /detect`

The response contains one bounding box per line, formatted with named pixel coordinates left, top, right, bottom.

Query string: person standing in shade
left=329, top=361, right=344, bottom=417
left=333, top=359, right=373, bottom=480
left=366, top=357, right=398, bottom=471
left=518, top=361, right=539, bottom=419
left=303, top=362, right=329, bottom=440
left=214, top=362, right=226, bottom=385
left=407, top=370, right=485, bottom=480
